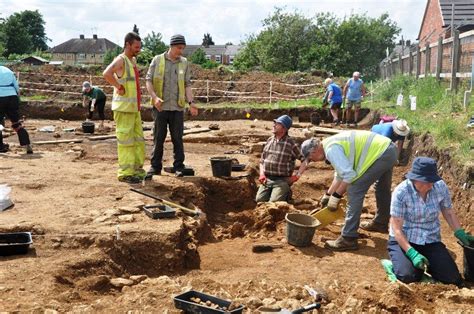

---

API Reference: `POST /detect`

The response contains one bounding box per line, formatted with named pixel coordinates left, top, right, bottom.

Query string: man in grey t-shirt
left=145, top=34, right=198, bottom=179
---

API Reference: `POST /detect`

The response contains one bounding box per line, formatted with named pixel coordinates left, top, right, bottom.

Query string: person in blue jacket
left=323, top=78, right=343, bottom=125
left=371, top=119, right=410, bottom=162
left=0, top=66, right=32, bottom=154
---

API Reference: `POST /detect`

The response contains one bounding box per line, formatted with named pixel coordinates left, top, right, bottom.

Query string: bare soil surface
left=0, top=118, right=472, bottom=312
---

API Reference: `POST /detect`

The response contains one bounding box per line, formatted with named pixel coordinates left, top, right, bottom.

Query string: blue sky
left=0, top=0, right=427, bottom=47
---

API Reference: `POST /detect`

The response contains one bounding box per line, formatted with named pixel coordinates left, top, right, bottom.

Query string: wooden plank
left=310, top=126, right=342, bottom=135
left=183, top=128, right=212, bottom=136
left=33, top=139, right=83, bottom=145
left=88, top=135, right=116, bottom=141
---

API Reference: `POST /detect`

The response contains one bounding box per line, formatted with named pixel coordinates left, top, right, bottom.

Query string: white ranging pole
left=269, top=81, right=273, bottom=105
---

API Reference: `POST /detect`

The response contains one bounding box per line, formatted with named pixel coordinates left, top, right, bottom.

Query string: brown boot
left=324, top=236, right=358, bottom=251
left=360, top=220, right=388, bottom=233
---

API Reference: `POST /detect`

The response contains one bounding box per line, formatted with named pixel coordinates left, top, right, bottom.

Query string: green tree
left=18, top=10, right=49, bottom=51
left=202, top=33, right=214, bottom=47
left=138, top=31, right=167, bottom=65
left=234, top=8, right=400, bottom=78
left=190, top=48, right=207, bottom=65
left=133, top=24, right=139, bottom=35
left=2, top=13, right=32, bottom=56
left=0, top=10, right=49, bottom=57
left=103, top=46, right=121, bottom=65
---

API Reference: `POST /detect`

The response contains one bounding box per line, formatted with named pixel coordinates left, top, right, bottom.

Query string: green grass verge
left=367, top=76, right=473, bottom=164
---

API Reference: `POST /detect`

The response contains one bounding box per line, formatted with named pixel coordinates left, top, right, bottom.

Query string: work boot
left=360, top=220, right=388, bottom=233
left=144, top=167, right=161, bottom=181
left=119, top=176, right=141, bottom=184
left=324, top=236, right=358, bottom=251
left=0, top=143, right=9, bottom=153
left=26, top=144, right=33, bottom=154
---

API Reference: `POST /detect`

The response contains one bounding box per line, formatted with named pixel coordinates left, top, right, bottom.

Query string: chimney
left=93, top=34, right=98, bottom=40
left=79, top=34, right=85, bottom=39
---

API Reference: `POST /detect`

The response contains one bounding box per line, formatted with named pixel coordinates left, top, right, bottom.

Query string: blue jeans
left=387, top=237, right=462, bottom=285
left=342, top=143, right=397, bottom=238
left=150, top=110, right=185, bottom=171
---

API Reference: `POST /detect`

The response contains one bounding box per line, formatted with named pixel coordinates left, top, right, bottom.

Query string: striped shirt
left=260, top=134, right=303, bottom=177
left=389, top=179, right=452, bottom=245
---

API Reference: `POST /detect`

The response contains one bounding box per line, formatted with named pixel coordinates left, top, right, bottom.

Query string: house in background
left=418, top=0, right=474, bottom=46
left=183, top=44, right=241, bottom=65
left=50, top=35, right=120, bottom=66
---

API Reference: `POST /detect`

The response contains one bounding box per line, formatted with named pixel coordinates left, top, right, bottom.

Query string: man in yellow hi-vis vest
left=298, top=131, right=397, bottom=251
left=145, top=34, right=198, bottom=179
left=103, top=32, right=146, bottom=184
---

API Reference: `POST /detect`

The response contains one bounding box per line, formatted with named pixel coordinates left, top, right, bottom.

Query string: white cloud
left=0, top=0, right=426, bottom=47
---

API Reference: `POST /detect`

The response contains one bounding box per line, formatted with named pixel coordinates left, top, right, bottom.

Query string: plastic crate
left=143, top=204, right=176, bottom=219
left=174, top=290, right=244, bottom=314
left=0, top=232, right=33, bottom=256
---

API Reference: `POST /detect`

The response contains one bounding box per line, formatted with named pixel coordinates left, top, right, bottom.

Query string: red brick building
left=418, top=0, right=474, bottom=46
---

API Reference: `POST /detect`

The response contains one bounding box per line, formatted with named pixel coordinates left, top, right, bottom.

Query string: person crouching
left=255, top=115, right=304, bottom=202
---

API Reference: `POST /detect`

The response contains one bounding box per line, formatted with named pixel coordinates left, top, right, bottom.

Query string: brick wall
left=419, top=0, right=445, bottom=46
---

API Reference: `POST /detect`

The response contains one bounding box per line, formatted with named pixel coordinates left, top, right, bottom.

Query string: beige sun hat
left=392, top=119, right=410, bottom=136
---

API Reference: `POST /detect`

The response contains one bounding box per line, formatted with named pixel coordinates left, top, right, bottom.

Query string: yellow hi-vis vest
left=322, top=130, right=391, bottom=182
left=151, top=53, right=187, bottom=107
left=111, top=54, right=138, bottom=112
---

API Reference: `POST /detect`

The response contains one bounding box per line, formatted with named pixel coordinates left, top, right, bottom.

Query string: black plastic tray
left=174, top=290, right=244, bottom=314
left=0, top=232, right=33, bottom=256
left=163, top=167, right=195, bottom=176
left=231, top=164, right=246, bottom=171
left=143, top=204, right=176, bottom=219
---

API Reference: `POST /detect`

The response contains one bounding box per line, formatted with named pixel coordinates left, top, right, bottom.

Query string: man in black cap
left=145, top=34, right=198, bottom=179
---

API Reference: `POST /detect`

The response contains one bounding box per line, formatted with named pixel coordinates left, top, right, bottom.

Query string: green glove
left=454, top=228, right=474, bottom=246
left=405, top=247, right=429, bottom=270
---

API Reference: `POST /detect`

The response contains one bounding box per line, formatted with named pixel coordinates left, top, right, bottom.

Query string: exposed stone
left=110, top=278, right=134, bottom=288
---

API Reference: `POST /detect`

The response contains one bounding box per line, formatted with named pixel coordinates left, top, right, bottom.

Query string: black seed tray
left=0, top=232, right=33, bottom=256
left=174, top=290, right=244, bottom=314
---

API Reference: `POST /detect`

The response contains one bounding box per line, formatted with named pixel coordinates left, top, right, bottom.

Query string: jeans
left=342, top=143, right=397, bottom=238
left=150, top=109, right=184, bottom=171
left=255, top=177, right=291, bottom=202
left=387, top=237, right=462, bottom=285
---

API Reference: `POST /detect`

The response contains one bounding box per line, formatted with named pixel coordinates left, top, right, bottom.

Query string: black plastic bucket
left=210, top=157, right=232, bottom=177
left=459, top=240, right=474, bottom=282
left=82, top=121, right=95, bottom=134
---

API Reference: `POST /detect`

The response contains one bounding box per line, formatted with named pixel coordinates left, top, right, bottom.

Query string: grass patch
left=22, top=95, right=49, bottom=101
left=368, top=75, right=473, bottom=164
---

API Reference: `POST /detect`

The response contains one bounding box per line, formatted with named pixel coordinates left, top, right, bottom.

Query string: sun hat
left=273, top=115, right=292, bottom=130
left=392, top=119, right=410, bottom=136
left=406, top=157, right=442, bottom=183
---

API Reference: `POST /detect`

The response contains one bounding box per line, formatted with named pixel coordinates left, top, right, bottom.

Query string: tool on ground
left=217, top=174, right=251, bottom=180
left=258, top=303, right=321, bottom=314
left=309, top=198, right=347, bottom=229
left=130, top=188, right=199, bottom=217
left=303, top=285, right=328, bottom=302
left=252, top=243, right=284, bottom=253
